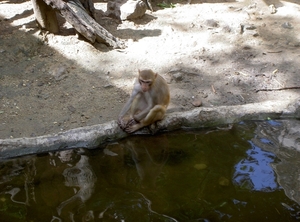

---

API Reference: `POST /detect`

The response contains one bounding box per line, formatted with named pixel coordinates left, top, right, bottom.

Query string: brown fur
left=118, top=69, right=170, bottom=133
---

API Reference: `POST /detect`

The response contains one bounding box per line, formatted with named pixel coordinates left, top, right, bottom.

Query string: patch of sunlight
left=111, top=78, right=136, bottom=92
left=208, top=42, right=235, bottom=54
left=0, top=1, right=32, bottom=20
left=12, top=16, right=35, bottom=27
left=278, top=1, right=300, bottom=17
left=94, top=2, right=107, bottom=11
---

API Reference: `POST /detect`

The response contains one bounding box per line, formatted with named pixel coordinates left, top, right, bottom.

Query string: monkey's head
left=138, top=69, right=157, bottom=92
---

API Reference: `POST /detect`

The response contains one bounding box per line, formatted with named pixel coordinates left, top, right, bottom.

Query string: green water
left=1, top=120, right=300, bottom=221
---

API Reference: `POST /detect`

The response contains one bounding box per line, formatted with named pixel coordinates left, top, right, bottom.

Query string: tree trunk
left=40, top=0, right=123, bottom=48
left=1, top=99, right=300, bottom=159
left=31, top=0, right=59, bottom=33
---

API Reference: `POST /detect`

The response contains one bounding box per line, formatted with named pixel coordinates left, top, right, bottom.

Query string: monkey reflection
left=118, top=69, right=170, bottom=133
left=56, top=155, right=97, bottom=219
left=45, top=150, right=97, bottom=221
left=121, top=135, right=169, bottom=189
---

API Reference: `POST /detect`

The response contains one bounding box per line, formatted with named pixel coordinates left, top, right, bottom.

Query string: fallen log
left=31, top=0, right=60, bottom=33
left=37, top=0, right=123, bottom=48
left=0, top=99, right=300, bottom=159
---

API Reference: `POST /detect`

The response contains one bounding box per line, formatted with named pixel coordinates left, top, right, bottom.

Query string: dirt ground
left=0, top=0, right=299, bottom=139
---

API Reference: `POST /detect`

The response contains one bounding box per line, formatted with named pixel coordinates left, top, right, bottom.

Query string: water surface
left=1, top=120, right=300, bottom=221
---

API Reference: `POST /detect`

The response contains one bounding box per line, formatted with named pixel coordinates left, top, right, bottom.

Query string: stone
left=192, top=99, right=202, bottom=107
left=282, top=22, right=293, bottom=29
left=105, top=0, right=146, bottom=21
left=269, top=4, right=276, bottom=14
left=205, top=19, right=219, bottom=28
left=105, top=0, right=126, bottom=19
left=120, top=0, right=147, bottom=20
left=194, top=163, right=207, bottom=170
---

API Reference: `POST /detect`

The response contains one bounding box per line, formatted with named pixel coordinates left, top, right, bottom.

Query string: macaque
left=118, top=69, right=170, bottom=133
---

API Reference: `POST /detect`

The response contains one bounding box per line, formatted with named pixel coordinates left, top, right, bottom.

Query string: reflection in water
left=56, top=153, right=97, bottom=220
left=233, top=141, right=279, bottom=191
left=5, top=157, right=37, bottom=206
left=1, top=121, right=300, bottom=221
left=120, top=135, right=169, bottom=189
left=99, top=134, right=178, bottom=221
left=48, top=149, right=97, bottom=221
left=252, top=120, right=300, bottom=206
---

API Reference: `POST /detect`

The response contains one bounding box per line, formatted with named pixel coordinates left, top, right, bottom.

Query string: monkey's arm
left=133, top=93, right=153, bottom=121
left=119, top=97, right=134, bottom=118
left=119, top=83, right=140, bottom=118
left=118, top=95, right=136, bottom=130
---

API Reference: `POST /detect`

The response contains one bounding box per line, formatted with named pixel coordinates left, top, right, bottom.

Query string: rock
left=244, top=24, right=256, bottom=30
left=248, top=3, right=256, bottom=9
left=240, top=24, right=256, bottom=33
left=104, top=84, right=113, bottom=88
left=172, top=72, right=183, bottom=82
left=205, top=19, right=219, bottom=28
left=240, top=24, right=258, bottom=36
left=105, top=0, right=126, bottom=19
left=120, top=0, right=147, bottom=20
left=105, top=0, right=146, bottom=21
left=52, top=66, right=68, bottom=81
left=192, top=99, right=202, bottom=107
left=269, top=4, right=276, bottom=14
left=36, top=80, right=44, bottom=87
left=67, top=105, right=76, bottom=113
left=194, top=163, right=207, bottom=170
left=222, top=25, right=231, bottom=33
left=282, top=22, right=293, bottom=29
left=219, top=176, right=229, bottom=186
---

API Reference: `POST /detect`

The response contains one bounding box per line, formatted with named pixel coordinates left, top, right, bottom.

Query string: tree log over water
left=1, top=99, right=300, bottom=159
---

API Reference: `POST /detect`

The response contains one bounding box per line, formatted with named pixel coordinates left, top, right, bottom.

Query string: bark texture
left=31, top=0, right=59, bottom=33
left=1, top=99, right=300, bottom=159
left=35, top=0, right=123, bottom=48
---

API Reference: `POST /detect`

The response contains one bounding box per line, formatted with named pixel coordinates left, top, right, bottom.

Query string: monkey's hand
left=127, top=117, right=139, bottom=127
left=117, top=118, right=128, bottom=131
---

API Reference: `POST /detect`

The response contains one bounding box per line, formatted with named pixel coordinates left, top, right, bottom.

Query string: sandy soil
left=0, top=0, right=299, bottom=139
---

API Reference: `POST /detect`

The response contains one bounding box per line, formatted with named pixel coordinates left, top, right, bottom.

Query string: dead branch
left=41, top=0, right=123, bottom=48
left=211, top=85, right=216, bottom=94
left=256, top=86, right=300, bottom=93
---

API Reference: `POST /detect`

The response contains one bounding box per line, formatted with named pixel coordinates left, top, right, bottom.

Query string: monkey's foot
left=118, top=118, right=139, bottom=133
left=125, top=122, right=143, bottom=133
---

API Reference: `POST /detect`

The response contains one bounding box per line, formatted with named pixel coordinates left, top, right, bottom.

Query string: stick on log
left=256, top=86, right=300, bottom=92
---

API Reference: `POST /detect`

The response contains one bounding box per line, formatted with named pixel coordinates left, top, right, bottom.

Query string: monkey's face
left=139, top=79, right=152, bottom=92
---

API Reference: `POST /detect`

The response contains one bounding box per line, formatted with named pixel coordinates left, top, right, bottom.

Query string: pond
left=1, top=120, right=300, bottom=221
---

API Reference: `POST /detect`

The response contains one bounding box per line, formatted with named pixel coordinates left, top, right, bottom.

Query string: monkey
left=118, top=69, right=170, bottom=133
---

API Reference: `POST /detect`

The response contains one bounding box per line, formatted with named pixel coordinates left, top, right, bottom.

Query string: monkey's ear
left=155, top=73, right=158, bottom=78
